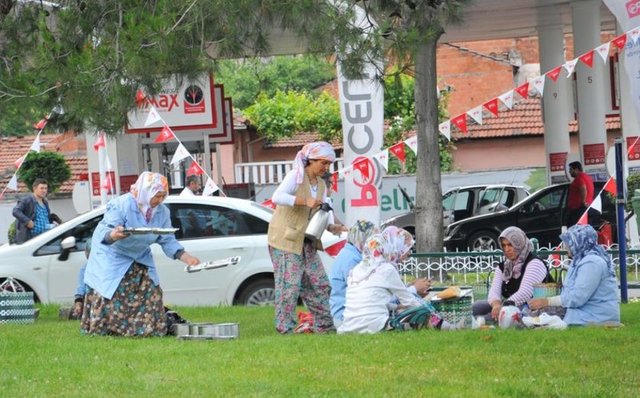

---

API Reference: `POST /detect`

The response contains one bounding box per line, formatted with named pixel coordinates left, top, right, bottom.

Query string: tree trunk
left=413, top=36, right=443, bottom=253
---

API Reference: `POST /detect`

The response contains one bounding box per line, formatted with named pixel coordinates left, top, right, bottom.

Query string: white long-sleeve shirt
left=271, top=169, right=334, bottom=223
left=338, top=262, right=422, bottom=334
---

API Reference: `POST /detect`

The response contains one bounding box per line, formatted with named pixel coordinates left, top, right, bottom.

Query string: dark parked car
left=443, top=182, right=617, bottom=252
left=382, top=184, right=529, bottom=236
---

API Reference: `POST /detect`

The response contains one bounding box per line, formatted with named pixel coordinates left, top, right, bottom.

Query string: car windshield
left=478, top=187, right=513, bottom=208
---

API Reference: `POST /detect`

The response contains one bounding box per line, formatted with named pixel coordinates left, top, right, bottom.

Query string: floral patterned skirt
left=80, top=262, right=167, bottom=337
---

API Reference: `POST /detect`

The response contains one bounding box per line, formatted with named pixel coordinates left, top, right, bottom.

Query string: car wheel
left=467, top=231, right=499, bottom=251
left=236, top=278, right=275, bottom=306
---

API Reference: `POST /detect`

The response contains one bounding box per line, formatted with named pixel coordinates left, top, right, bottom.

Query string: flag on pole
left=7, top=174, right=18, bottom=191
left=451, top=114, right=468, bottom=134
left=612, top=33, right=627, bottom=50
left=531, top=76, right=545, bottom=96
left=591, top=195, right=602, bottom=213
left=498, top=90, right=514, bottom=110
left=93, top=133, right=106, bottom=151
left=438, top=121, right=451, bottom=140
left=154, top=125, right=175, bottom=143
left=171, top=143, right=191, bottom=164
left=353, top=158, right=369, bottom=179
left=515, top=82, right=530, bottom=99
left=603, top=178, right=617, bottom=195
left=30, top=136, right=41, bottom=152
left=186, top=161, right=205, bottom=176
left=202, top=177, right=220, bottom=196
left=373, top=149, right=389, bottom=172
left=577, top=212, right=588, bottom=225
left=33, top=119, right=48, bottom=130
left=483, top=98, right=499, bottom=117
left=595, top=42, right=611, bottom=64
left=546, top=66, right=562, bottom=82
left=14, top=154, right=26, bottom=169
left=404, top=136, right=418, bottom=154
left=144, top=106, right=162, bottom=127
left=389, top=142, right=406, bottom=165
left=563, top=58, right=578, bottom=77
left=467, top=105, right=483, bottom=125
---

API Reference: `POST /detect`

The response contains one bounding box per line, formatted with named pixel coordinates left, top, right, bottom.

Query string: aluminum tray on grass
left=176, top=322, right=239, bottom=340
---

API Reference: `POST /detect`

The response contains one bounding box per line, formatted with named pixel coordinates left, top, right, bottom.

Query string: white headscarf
left=130, top=171, right=168, bottom=222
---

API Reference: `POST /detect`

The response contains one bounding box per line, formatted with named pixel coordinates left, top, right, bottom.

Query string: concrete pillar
left=572, top=0, right=608, bottom=181
left=538, top=23, right=573, bottom=184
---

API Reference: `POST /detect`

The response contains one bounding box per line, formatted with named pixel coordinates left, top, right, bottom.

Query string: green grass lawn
left=1, top=303, right=639, bottom=397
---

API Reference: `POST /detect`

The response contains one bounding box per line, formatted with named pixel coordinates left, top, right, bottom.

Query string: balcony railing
left=234, top=158, right=345, bottom=185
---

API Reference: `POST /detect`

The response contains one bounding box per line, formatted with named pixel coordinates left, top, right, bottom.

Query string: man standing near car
left=567, top=161, right=594, bottom=227
left=12, top=178, right=59, bottom=244
left=180, top=175, right=201, bottom=196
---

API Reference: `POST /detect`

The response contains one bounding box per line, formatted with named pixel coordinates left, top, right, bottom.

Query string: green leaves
left=244, top=90, right=342, bottom=142
left=17, top=151, right=71, bottom=193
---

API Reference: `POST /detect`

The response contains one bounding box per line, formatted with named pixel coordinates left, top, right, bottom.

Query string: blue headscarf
left=560, top=224, right=615, bottom=277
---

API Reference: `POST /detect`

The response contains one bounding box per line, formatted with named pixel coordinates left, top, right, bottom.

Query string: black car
left=443, top=182, right=617, bottom=251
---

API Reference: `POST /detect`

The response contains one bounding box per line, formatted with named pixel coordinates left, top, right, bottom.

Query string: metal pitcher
left=305, top=203, right=332, bottom=240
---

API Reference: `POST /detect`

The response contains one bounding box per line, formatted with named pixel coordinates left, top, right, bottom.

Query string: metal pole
left=614, top=138, right=628, bottom=303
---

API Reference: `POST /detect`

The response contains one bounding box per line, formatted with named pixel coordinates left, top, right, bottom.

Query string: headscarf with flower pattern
left=499, top=226, right=533, bottom=283
left=347, top=220, right=379, bottom=253
left=362, top=226, right=414, bottom=269
left=293, top=141, right=336, bottom=184
left=560, top=224, right=615, bottom=277
left=130, top=171, right=168, bottom=222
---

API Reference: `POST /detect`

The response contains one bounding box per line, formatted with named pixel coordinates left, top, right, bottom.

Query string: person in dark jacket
left=12, top=178, right=60, bottom=244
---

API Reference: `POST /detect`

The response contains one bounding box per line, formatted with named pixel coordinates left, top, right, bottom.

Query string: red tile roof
left=453, top=98, right=621, bottom=139
left=0, top=133, right=87, bottom=198
left=268, top=132, right=344, bottom=150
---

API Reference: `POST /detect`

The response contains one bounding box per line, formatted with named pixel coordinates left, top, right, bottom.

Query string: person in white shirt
left=180, top=175, right=201, bottom=196
left=339, top=226, right=425, bottom=334
left=339, top=226, right=461, bottom=333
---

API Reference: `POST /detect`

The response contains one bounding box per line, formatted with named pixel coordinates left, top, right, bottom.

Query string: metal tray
left=175, top=322, right=239, bottom=339
left=123, top=227, right=178, bottom=235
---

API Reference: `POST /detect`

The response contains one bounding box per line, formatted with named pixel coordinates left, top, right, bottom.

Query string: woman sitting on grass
left=528, top=224, right=620, bottom=326
left=472, top=226, right=551, bottom=323
left=338, top=226, right=456, bottom=334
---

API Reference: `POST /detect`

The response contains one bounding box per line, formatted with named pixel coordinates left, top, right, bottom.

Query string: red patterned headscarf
left=293, top=141, right=336, bottom=184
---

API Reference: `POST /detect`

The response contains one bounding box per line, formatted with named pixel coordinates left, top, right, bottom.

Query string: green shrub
left=626, top=173, right=640, bottom=213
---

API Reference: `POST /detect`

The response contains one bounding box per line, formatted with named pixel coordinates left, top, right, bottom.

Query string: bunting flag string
left=141, top=105, right=222, bottom=195
left=0, top=112, right=49, bottom=198
left=574, top=136, right=640, bottom=224
left=326, top=25, right=640, bottom=187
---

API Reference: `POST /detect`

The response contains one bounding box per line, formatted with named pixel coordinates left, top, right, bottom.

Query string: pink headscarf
left=293, top=141, right=336, bottom=184
left=130, top=171, right=168, bottom=220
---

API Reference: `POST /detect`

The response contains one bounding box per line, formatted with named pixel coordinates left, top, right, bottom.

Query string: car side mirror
left=58, top=236, right=77, bottom=261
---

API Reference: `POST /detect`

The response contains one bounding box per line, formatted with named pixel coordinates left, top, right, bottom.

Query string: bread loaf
left=436, top=286, right=461, bottom=300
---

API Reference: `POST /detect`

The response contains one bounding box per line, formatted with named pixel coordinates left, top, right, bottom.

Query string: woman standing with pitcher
left=267, top=142, right=347, bottom=334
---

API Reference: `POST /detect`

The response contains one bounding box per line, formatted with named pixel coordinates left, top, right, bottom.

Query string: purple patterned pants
left=269, top=243, right=335, bottom=334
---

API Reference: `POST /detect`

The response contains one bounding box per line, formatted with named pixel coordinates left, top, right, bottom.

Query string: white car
left=0, top=196, right=345, bottom=306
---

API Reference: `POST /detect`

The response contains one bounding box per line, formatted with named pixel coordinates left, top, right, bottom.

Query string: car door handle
left=230, top=246, right=246, bottom=251
left=32, top=267, right=42, bottom=271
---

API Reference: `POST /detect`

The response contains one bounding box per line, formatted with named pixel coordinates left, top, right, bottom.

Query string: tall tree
left=0, top=0, right=470, bottom=251
left=330, top=1, right=470, bottom=252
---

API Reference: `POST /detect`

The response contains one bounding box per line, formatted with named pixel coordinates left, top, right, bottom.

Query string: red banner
left=91, top=171, right=116, bottom=195
left=549, top=152, right=567, bottom=172
left=583, top=143, right=605, bottom=165
left=627, top=136, right=640, bottom=160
